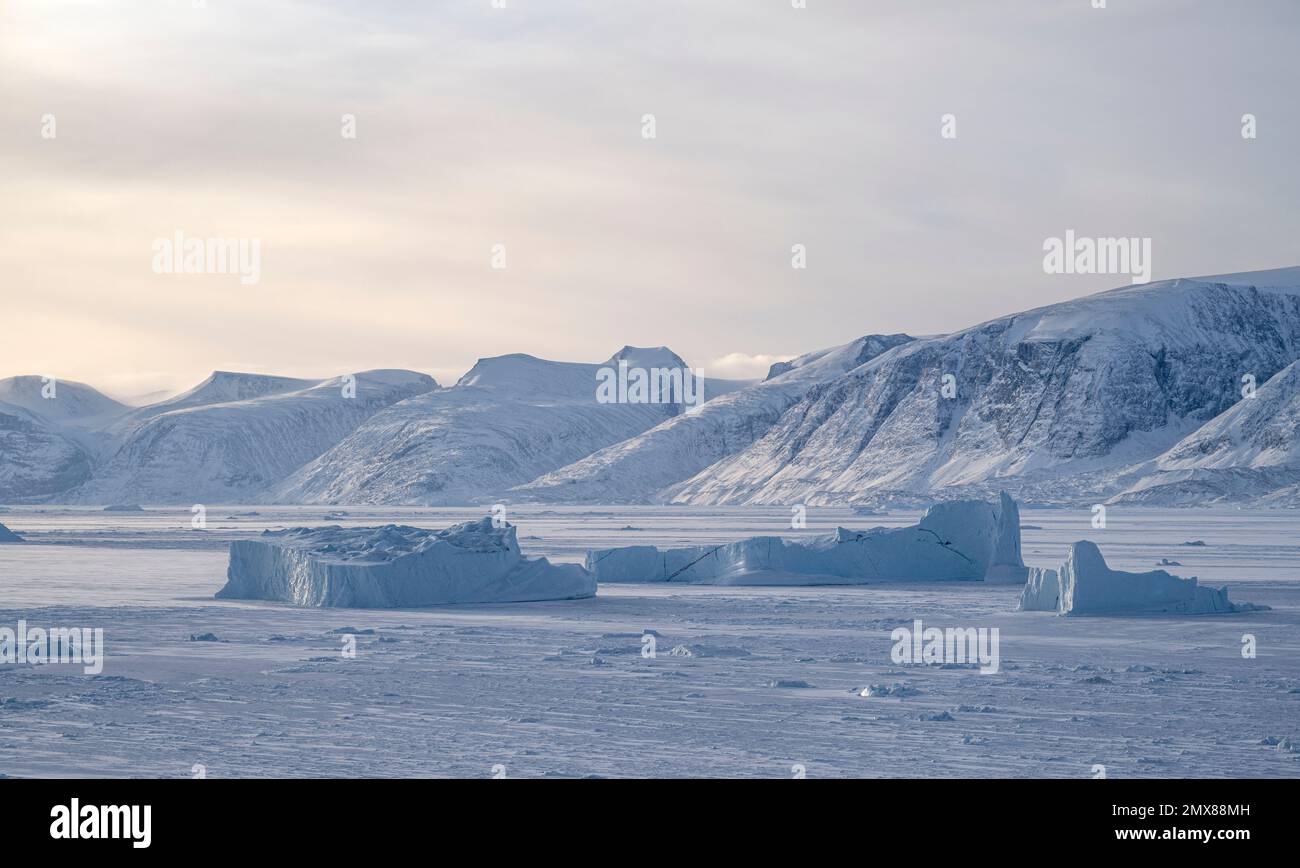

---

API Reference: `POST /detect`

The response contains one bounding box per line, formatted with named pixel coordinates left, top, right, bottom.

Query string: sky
left=2, top=0, right=1298, bottom=401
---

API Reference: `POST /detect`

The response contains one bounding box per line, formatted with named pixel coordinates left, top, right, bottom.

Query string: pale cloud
left=708, top=353, right=795, bottom=382
left=1, top=0, right=1297, bottom=394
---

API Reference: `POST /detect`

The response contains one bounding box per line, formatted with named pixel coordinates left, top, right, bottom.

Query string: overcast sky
left=2, top=0, right=1297, bottom=400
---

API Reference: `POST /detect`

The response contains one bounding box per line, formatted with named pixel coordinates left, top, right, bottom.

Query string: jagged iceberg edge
left=585, top=493, right=1025, bottom=585
left=0, top=521, right=23, bottom=543
left=1018, top=540, right=1268, bottom=616
left=217, top=518, right=595, bottom=607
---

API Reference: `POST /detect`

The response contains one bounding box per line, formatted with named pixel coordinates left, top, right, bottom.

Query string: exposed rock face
left=6, top=268, right=1300, bottom=508
left=668, top=271, right=1300, bottom=505
left=513, top=334, right=912, bottom=504
left=0, top=403, right=94, bottom=503
left=1118, top=359, right=1300, bottom=504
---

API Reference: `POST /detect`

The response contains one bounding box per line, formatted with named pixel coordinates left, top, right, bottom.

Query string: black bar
left=2, top=778, right=1288, bottom=854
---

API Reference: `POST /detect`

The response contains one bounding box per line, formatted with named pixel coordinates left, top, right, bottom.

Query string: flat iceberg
left=586, top=493, right=1025, bottom=585
left=218, top=518, right=594, bottom=607
left=1018, top=540, right=1267, bottom=616
left=0, top=521, right=22, bottom=543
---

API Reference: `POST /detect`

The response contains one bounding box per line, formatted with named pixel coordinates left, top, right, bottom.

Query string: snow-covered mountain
left=113, top=371, right=318, bottom=427
left=0, top=401, right=95, bottom=502
left=511, top=334, right=913, bottom=503
left=69, top=370, right=437, bottom=504
left=667, top=267, right=1300, bottom=506
left=274, top=348, right=750, bottom=505
left=0, top=375, right=128, bottom=427
left=6, top=267, right=1300, bottom=507
left=1115, top=358, right=1300, bottom=505
left=0, top=376, right=130, bottom=500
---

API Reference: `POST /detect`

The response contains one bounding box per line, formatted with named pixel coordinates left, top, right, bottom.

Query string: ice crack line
left=914, top=527, right=976, bottom=566
left=666, top=545, right=724, bottom=582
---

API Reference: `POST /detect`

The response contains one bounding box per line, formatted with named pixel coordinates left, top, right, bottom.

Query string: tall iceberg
left=1018, top=540, right=1266, bottom=616
left=586, top=493, right=1024, bottom=585
left=218, top=518, right=594, bottom=607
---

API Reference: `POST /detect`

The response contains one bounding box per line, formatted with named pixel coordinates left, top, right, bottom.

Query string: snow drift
left=586, top=493, right=1024, bottom=585
left=1018, top=540, right=1266, bottom=616
left=217, top=518, right=594, bottom=607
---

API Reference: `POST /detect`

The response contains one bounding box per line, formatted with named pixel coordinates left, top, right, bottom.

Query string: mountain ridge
left=5, top=270, right=1300, bottom=506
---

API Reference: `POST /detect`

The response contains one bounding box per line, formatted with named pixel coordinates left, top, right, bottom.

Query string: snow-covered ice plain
left=1, top=504, right=1297, bottom=778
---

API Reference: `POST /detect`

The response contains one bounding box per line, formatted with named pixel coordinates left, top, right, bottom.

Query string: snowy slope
left=71, top=370, right=437, bottom=504
left=0, top=375, right=129, bottom=427
left=512, top=334, right=912, bottom=503
left=0, top=401, right=95, bottom=502
left=7, top=268, right=1300, bottom=508
left=668, top=269, right=1300, bottom=506
left=1115, top=359, right=1300, bottom=504
left=159, top=370, right=318, bottom=409
left=274, top=348, right=745, bottom=505
left=105, top=371, right=320, bottom=435
left=0, top=377, right=131, bottom=499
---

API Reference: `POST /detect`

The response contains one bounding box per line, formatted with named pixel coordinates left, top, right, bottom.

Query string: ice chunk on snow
left=586, top=493, right=1024, bottom=585
left=1018, top=540, right=1266, bottom=616
left=218, top=518, right=594, bottom=607
left=0, top=521, right=22, bottom=543
left=1019, top=566, right=1064, bottom=612
left=860, top=683, right=919, bottom=698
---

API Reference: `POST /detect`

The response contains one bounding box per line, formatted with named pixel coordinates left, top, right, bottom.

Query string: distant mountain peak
left=456, top=353, right=572, bottom=389
left=0, top=375, right=128, bottom=425
left=602, top=346, right=690, bottom=371
left=1184, top=264, right=1300, bottom=290
left=669, top=269, right=1300, bottom=506
left=159, top=371, right=320, bottom=410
